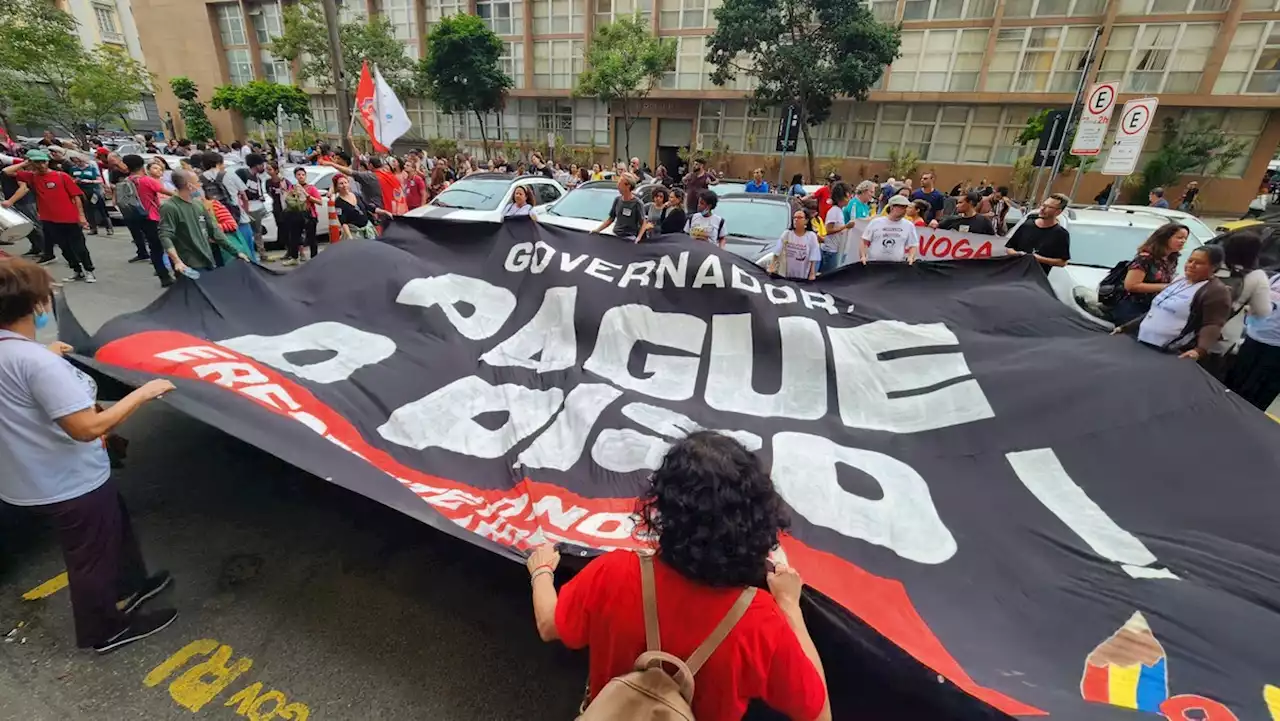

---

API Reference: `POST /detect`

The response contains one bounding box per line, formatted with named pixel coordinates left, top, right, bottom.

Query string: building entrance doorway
left=657, top=118, right=692, bottom=178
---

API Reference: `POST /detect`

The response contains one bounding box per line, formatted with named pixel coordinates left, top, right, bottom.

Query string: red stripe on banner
left=1081, top=663, right=1110, bottom=705
left=95, top=329, right=1043, bottom=717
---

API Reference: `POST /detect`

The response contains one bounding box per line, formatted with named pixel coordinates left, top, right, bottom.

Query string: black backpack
left=200, top=171, right=241, bottom=221
left=1097, top=259, right=1133, bottom=307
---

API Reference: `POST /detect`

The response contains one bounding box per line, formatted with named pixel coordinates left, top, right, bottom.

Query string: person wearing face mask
left=683, top=191, right=726, bottom=248
left=1113, top=245, right=1231, bottom=363
left=0, top=258, right=178, bottom=654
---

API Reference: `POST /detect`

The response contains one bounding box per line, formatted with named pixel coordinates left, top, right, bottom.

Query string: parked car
left=712, top=193, right=796, bottom=261
left=1206, top=221, right=1280, bottom=273
left=1079, top=204, right=1217, bottom=244
left=405, top=172, right=566, bottom=222
left=711, top=179, right=751, bottom=196
left=533, top=180, right=620, bottom=233
left=1007, top=206, right=1202, bottom=329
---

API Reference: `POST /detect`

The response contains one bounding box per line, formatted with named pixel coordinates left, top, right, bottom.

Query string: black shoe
left=128, top=255, right=150, bottom=263
left=105, top=228, right=114, bottom=236
left=93, top=609, right=177, bottom=655
left=37, top=257, right=57, bottom=266
left=22, top=249, right=40, bottom=257
left=119, top=571, right=172, bottom=615
left=159, top=276, right=175, bottom=288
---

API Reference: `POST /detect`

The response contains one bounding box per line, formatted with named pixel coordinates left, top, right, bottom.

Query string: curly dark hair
left=637, top=431, right=790, bottom=588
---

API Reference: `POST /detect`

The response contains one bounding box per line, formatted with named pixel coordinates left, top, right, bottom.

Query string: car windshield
left=712, top=183, right=749, bottom=196
left=432, top=178, right=511, bottom=210
left=1066, top=222, right=1201, bottom=271
left=717, top=199, right=790, bottom=241
left=550, top=186, right=619, bottom=221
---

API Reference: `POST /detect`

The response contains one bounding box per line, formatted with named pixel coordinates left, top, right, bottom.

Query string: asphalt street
left=0, top=230, right=589, bottom=720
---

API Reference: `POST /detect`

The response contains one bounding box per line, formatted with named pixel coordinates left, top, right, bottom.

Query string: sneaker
left=128, top=255, right=150, bottom=264
left=63, top=272, right=85, bottom=283
left=83, top=271, right=97, bottom=283
left=93, top=609, right=177, bottom=655
left=118, top=571, right=172, bottom=615
left=38, top=257, right=57, bottom=266
left=105, top=228, right=114, bottom=236
left=22, top=249, right=40, bottom=257
left=160, top=276, right=174, bottom=288
left=281, top=258, right=299, bottom=267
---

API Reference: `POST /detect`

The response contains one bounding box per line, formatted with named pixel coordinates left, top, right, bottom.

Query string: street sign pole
left=1104, top=178, right=1122, bottom=208
left=1069, top=166, right=1085, bottom=204
left=1045, top=25, right=1103, bottom=200
left=775, top=104, right=800, bottom=191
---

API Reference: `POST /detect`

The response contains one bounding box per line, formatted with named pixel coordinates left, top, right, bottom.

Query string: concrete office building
left=131, top=0, right=1280, bottom=212
left=18, top=0, right=163, bottom=135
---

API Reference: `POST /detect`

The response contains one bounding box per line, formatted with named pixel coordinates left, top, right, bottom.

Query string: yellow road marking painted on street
left=145, top=639, right=311, bottom=719
left=22, top=572, right=68, bottom=601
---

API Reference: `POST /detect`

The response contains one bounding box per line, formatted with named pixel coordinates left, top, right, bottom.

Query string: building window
left=986, top=26, right=1095, bottom=93
left=383, top=0, right=419, bottom=59
left=595, top=0, right=653, bottom=26
left=1118, top=0, right=1229, bottom=12
left=127, top=102, right=149, bottom=122
left=888, top=29, right=987, bottom=92
left=901, top=0, right=995, bottom=21
left=338, top=1, right=367, bottom=23
left=1002, top=0, right=1104, bottom=18
left=94, top=3, right=125, bottom=44
left=533, top=39, right=583, bottom=88
left=1245, top=0, right=1280, bottom=9
left=659, top=0, right=723, bottom=30
left=249, top=3, right=283, bottom=44
left=661, top=36, right=710, bottom=89
left=537, top=99, right=574, bottom=138
left=1214, top=21, right=1280, bottom=95
left=425, top=0, right=465, bottom=27
left=261, top=52, right=291, bottom=84
left=866, top=0, right=899, bottom=21
left=1097, top=23, right=1218, bottom=94
left=217, top=4, right=248, bottom=47
left=532, top=0, right=584, bottom=34
left=477, top=0, right=523, bottom=35
left=226, top=49, right=255, bottom=85
left=310, top=94, right=340, bottom=134
left=500, top=41, right=525, bottom=89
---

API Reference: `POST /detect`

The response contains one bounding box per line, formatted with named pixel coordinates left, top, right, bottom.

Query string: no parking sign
left=1101, top=96, right=1159, bottom=176
left=1069, top=82, right=1117, bottom=157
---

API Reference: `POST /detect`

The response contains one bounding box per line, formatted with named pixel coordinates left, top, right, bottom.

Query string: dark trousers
left=36, top=478, right=149, bottom=647
left=138, top=217, right=170, bottom=280
left=14, top=201, right=44, bottom=256
left=1226, top=337, right=1280, bottom=411
left=283, top=212, right=317, bottom=259
left=81, top=188, right=112, bottom=233
left=43, top=221, right=94, bottom=273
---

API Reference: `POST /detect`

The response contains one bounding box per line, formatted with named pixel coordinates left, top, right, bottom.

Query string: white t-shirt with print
left=684, top=212, right=725, bottom=245
left=861, top=216, right=919, bottom=262
left=823, top=206, right=846, bottom=255
left=770, top=230, right=821, bottom=279
left=1139, top=278, right=1207, bottom=348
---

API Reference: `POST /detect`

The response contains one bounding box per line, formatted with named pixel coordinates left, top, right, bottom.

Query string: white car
left=1080, top=204, right=1218, bottom=244
left=534, top=180, right=668, bottom=234
left=1008, top=206, right=1204, bottom=329
left=405, top=172, right=566, bottom=222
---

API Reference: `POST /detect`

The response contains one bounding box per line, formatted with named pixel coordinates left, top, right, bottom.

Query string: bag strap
left=639, top=553, right=661, bottom=653
left=685, top=587, right=756, bottom=675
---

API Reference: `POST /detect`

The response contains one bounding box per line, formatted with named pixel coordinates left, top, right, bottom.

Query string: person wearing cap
left=3, top=149, right=96, bottom=283
left=860, top=195, right=919, bottom=265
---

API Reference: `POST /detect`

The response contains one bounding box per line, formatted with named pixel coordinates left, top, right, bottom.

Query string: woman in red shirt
left=527, top=432, right=831, bottom=721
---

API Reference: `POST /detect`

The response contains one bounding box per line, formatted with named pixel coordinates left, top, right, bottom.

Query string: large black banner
left=67, top=218, right=1280, bottom=721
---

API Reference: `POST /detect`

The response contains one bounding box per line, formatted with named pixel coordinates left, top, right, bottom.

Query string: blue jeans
left=820, top=250, right=840, bottom=274
left=238, top=223, right=257, bottom=262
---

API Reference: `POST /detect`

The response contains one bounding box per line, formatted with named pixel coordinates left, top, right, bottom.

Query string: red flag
left=353, top=61, right=387, bottom=153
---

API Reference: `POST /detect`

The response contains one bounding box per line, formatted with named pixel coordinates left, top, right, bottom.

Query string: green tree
left=418, top=14, right=512, bottom=160
left=1016, top=109, right=1053, bottom=146
left=211, top=81, right=312, bottom=141
left=170, top=77, right=216, bottom=142
left=0, top=0, right=153, bottom=145
left=705, top=0, right=900, bottom=180
left=574, top=13, right=675, bottom=161
left=268, top=0, right=416, bottom=96
left=1130, top=117, right=1251, bottom=202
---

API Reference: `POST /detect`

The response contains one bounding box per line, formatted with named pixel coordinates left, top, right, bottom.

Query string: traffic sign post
left=775, top=104, right=800, bottom=190
left=1101, top=97, right=1159, bottom=177
left=1070, top=82, right=1117, bottom=157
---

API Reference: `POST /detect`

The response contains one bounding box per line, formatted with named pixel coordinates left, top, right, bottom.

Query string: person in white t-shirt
left=860, top=195, right=919, bottom=264
left=768, top=209, right=821, bottom=280
left=683, top=191, right=726, bottom=248
left=821, top=182, right=851, bottom=273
